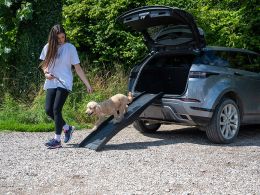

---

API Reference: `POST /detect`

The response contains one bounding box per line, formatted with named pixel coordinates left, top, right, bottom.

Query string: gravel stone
left=0, top=124, right=260, bottom=194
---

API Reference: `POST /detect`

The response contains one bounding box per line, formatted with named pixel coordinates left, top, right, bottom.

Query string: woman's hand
left=86, top=85, right=93, bottom=93
left=45, top=73, right=55, bottom=80
left=74, top=64, right=93, bottom=94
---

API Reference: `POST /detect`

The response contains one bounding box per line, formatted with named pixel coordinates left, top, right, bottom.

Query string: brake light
left=189, top=71, right=219, bottom=78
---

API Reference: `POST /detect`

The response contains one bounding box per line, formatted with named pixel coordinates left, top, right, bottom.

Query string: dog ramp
left=79, top=92, right=164, bottom=151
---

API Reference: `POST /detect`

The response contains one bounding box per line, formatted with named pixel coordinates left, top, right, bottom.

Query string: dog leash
left=45, top=72, right=71, bottom=92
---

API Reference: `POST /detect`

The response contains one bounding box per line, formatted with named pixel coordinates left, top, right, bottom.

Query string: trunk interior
left=134, top=54, right=194, bottom=95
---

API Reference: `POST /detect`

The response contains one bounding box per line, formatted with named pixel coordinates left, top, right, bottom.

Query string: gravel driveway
left=1, top=124, right=260, bottom=194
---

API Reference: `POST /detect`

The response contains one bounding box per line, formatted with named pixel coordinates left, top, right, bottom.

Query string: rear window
left=147, top=25, right=194, bottom=46
left=248, top=54, right=260, bottom=73
left=227, top=51, right=251, bottom=71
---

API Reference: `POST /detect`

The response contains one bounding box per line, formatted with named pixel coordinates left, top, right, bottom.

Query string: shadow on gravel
left=63, top=144, right=80, bottom=148
left=104, top=125, right=260, bottom=151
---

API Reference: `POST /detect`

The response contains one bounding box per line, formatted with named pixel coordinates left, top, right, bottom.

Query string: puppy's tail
left=127, top=92, right=133, bottom=103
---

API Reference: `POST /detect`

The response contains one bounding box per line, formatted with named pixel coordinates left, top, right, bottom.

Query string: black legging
left=45, top=87, right=69, bottom=135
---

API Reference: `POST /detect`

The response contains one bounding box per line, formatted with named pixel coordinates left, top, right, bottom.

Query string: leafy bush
left=193, top=0, right=260, bottom=52
left=63, top=0, right=147, bottom=71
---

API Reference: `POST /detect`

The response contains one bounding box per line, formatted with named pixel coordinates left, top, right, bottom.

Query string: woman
left=40, top=24, right=93, bottom=149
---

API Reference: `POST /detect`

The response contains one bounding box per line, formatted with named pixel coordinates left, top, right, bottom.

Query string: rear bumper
left=139, top=98, right=213, bottom=126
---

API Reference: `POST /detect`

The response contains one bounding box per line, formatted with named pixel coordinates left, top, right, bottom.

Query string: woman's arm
left=74, top=64, right=93, bottom=93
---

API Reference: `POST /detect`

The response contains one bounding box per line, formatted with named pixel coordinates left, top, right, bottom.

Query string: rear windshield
left=147, top=25, right=194, bottom=46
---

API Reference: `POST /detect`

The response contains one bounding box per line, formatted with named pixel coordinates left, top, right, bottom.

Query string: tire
left=133, top=120, right=161, bottom=133
left=205, top=98, right=240, bottom=144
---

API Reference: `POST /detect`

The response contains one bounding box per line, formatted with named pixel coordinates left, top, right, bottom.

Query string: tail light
left=189, top=71, right=219, bottom=78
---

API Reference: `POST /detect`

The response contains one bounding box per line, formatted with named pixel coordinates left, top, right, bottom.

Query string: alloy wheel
left=219, top=103, right=239, bottom=139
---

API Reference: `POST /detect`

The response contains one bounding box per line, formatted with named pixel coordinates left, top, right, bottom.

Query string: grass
left=0, top=68, right=128, bottom=132
left=0, top=121, right=54, bottom=132
left=0, top=121, right=90, bottom=132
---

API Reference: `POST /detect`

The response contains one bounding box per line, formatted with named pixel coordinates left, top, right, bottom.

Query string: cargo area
left=134, top=54, right=194, bottom=95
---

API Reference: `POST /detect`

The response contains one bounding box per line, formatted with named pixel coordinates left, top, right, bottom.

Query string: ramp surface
left=79, top=92, right=163, bottom=151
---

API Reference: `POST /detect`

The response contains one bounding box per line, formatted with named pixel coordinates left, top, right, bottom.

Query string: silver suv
left=118, top=6, right=260, bottom=143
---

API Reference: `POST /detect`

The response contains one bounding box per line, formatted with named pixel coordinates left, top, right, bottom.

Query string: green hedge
left=62, top=0, right=147, bottom=71
left=193, top=0, right=260, bottom=52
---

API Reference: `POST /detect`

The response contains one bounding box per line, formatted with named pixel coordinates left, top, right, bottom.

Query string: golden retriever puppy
left=86, top=92, right=133, bottom=130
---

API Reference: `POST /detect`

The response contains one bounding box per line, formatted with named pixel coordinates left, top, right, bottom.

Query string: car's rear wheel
left=133, top=120, right=161, bottom=133
left=206, top=98, right=240, bottom=144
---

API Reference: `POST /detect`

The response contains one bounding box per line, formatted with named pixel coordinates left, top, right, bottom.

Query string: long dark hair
left=41, top=24, right=67, bottom=70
